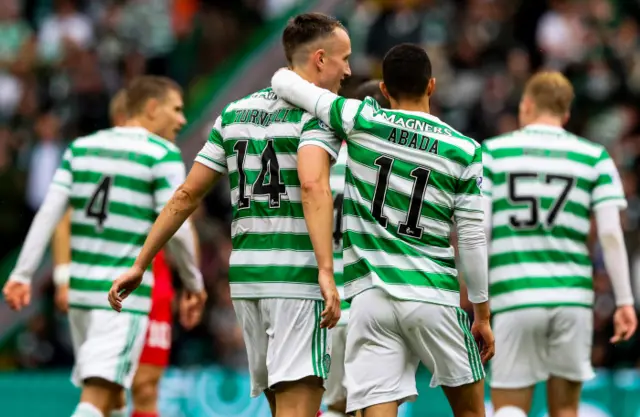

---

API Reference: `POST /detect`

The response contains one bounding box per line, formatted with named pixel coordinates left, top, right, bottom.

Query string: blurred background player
left=272, top=43, right=493, bottom=417
left=108, top=13, right=351, bottom=417
left=322, top=80, right=389, bottom=417
left=482, top=71, right=638, bottom=417
left=354, top=80, right=391, bottom=108
left=50, top=88, right=202, bottom=417
left=2, top=76, right=206, bottom=417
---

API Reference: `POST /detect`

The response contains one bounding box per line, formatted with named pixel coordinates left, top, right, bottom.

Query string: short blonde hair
left=109, top=89, right=128, bottom=125
left=523, top=71, right=574, bottom=116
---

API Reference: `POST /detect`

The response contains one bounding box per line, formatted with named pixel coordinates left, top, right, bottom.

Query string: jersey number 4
left=508, top=172, right=575, bottom=229
left=372, top=156, right=430, bottom=239
left=234, top=139, right=287, bottom=209
left=85, top=176, right=113, bottom=231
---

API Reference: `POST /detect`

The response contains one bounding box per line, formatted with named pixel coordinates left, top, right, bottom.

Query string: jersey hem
left=346, top=285, right=460, bottom=308
left=68, top=303, right=149, bottom=315
left=491, top=302, right=592, bottom=315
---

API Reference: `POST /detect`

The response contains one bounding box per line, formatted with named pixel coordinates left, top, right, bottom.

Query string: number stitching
left=372, top=156, right=393, bottom=228
left=333, top=193, right=344, bottom=250
left=507, top=172, right=575, bottom=229
left=233, top=140, right=250, bottom=209
left=371, top=156, right=431, bottom=237
left=252, top=139, right=287, bottom=208
left=233, top=139, right=288, bottom=209
left=398, top=167, right=431, bottom=238
left=85, top=175, right=113, bottom=232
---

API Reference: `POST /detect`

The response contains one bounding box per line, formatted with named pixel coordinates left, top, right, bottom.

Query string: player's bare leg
left=491, top=386, right=534, bottom=417
left=110, top=391, right=127, bottom=417
left=546, top=376, right=581, bottom=417
left=273, top=376, right=324, bottom=417
left=325, top=399, right=347, bottom=416
left=264, top=389, right=277, bottom=416
left=361, top=401, right=397, bottom=417
left=131, top=364, right=164, bottom=416
left=73, top=377, right=123, bottom=417
left=441, top=379, right=485, bottom=417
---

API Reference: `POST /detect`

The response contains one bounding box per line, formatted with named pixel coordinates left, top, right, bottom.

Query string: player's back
left=482, top=125, right=626, bottom=314
left=342, top=97, right=483, bottom=307
left=195, top=88, right=339, bottom=300
left=53, top=126, right=183, bottom=313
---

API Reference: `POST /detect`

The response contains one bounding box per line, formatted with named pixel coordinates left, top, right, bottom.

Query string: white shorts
left=324, top=325, right=347, bottom=406
left=490, top=307, right=594, bottom=389
left=344, top=288, right=484, bottom=413
left=68, top=308, right=148, bottom=389
left=232, top=298, right=332, bottom=397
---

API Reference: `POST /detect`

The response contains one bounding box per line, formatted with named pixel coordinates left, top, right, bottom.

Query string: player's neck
left=291, top=66, right=322, bottom=89
left=122, top=118, right=150, bottom=131
left=392, top=99, right=431, bottom=114
left=524, top=115, right=564, bottom=128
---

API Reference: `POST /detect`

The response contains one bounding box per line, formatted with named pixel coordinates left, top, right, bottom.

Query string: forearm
left=455, top=216, right=490, bottom=318
left=302, top=183, right=334, bottom=272
left=52, top=208, right=72, bottom=266
left=272, top=69, right=336, bottom=126
left=135, top=187, right=200, bottom=273
left=11, top=188, right=69, bottom=283
left=596, top=205, right=634, bottom=306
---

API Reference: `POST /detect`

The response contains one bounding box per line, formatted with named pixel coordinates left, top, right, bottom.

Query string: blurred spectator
left=25, top=111, right=63, bottom=211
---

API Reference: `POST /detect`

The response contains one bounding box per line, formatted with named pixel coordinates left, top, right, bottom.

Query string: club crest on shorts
left=323, top=353, right=331, bottom=374
left=318, top=119, right=331, bottom=130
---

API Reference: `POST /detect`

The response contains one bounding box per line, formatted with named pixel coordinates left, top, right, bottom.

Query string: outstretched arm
left=271, top=69, right=362, bottom=140
left=136, top=162, right=220, bottom=286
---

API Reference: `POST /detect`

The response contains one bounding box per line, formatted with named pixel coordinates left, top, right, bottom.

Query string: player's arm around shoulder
left=271, top=68, right=362, bottom=140
left=298, top=118, right=342, bottom=328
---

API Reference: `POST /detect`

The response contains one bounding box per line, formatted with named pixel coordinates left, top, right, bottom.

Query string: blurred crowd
left=5, top=0, right=640, bottom=371
left=0, top=0, right=300, bottom=370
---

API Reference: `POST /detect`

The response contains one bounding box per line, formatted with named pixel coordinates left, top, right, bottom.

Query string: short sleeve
left=325, top=97, right=363, bottom=140
left=454, top=145, right=484, bottom=221
left=50, top=147, right=73, bottom=194
left=592, top=148, right=627, bottom=210
left=299, top=117, right=342, bottom=161
left=481, top=142, right=493, bottom=198
left=194, top=116, right=227, bottom=174
left=152, top=148, right=186, bottom=214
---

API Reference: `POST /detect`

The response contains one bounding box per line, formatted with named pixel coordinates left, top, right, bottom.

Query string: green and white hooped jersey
left=322, top=96, right=483, bottom=308
left=195, top=88, right=342, bottom=300
left=50, top=126, right=186, bottom=314
left=482, top=125, right=627, bottom=314
left=331, top=144, right=349, bottom=325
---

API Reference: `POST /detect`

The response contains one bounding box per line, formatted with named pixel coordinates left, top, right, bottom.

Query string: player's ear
left=379, top=82, right=391, bottom=101
left=562, top=111, right=570, bottom=126
left=313, top=49, right=326, bottom=70
left=145, top=98, right=159, bottom=120
left=427, top=78, right=436, bottom=97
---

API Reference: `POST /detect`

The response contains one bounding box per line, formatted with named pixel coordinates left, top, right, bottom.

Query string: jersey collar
left=522, top=124, right=565, bottom=133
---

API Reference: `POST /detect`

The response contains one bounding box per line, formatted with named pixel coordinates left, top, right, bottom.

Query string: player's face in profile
left=320, top=28, right=352, bottom=93
left=156, top=89, right=186, bottom=142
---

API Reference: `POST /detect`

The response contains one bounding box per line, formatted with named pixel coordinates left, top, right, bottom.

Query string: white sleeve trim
left=298, top=140, right=339, bottom=161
